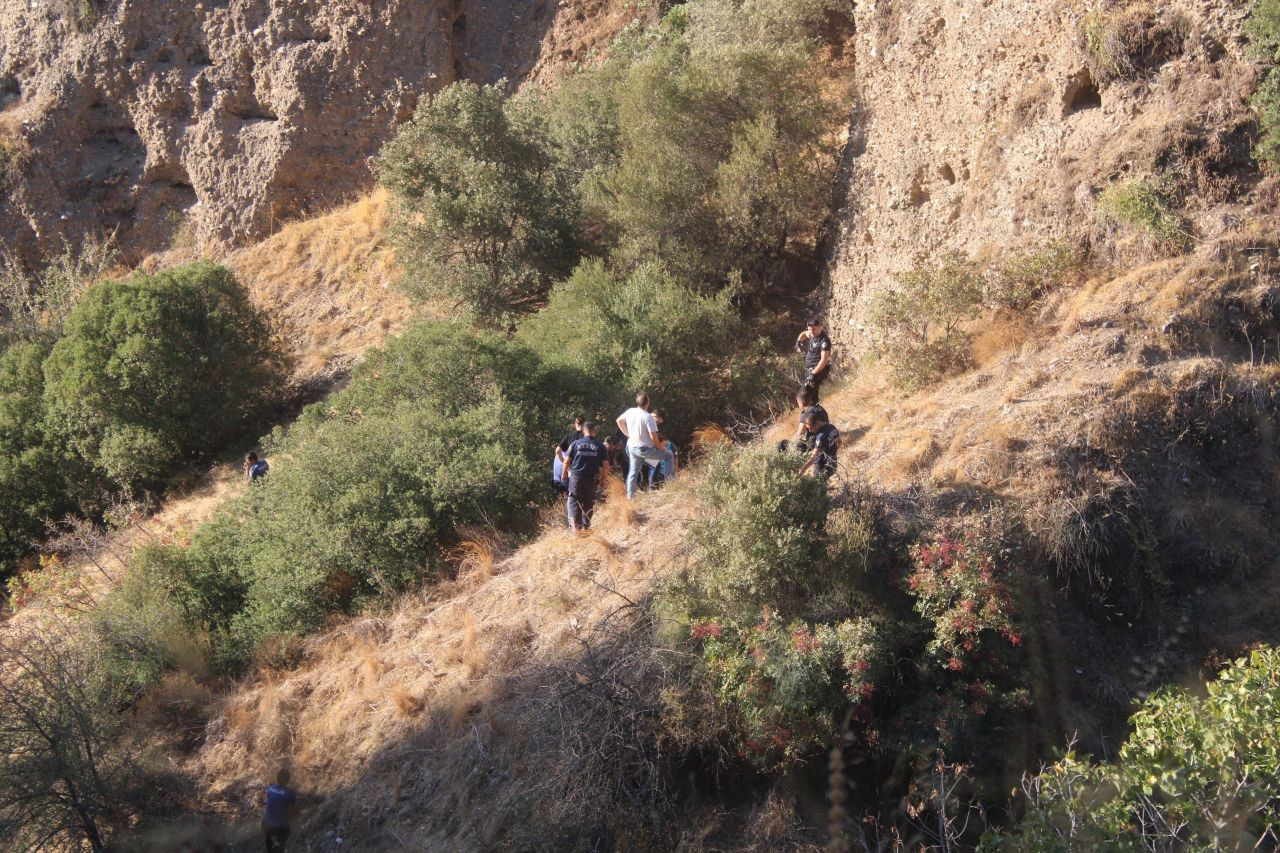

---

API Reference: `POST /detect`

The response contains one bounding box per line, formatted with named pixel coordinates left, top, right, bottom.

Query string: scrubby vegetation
left=0, top=258, right=284, bottom=578
left=986, top=648, right=1280, bottom=850
left=1096, top=178, right=1188, bottom=249
left=1079, top=5, right=1189, bottom=85
left=1248, top=0, right=1280, bottom=167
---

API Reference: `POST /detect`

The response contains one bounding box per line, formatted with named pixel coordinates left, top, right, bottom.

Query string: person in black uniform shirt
left=794, top=317, right=833, bottom=402
left=797, top=408, right=839, bottom=480
left=562, top=421, right=611, bottom=531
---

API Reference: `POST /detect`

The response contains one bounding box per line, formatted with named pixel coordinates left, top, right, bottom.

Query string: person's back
left=619, top=405, right=657, bottom=449
left=262, top=769, right=296, bottom=851
left=812, top=422, right=840, bottom=478
left=564, top=425, right=609, bottom=531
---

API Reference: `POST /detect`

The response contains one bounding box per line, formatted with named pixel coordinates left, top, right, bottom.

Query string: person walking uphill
left=244, top=452, right=269, bottom=483
left=562, top=421, right=610, bottom=531
left=795, top=317, right=833, bottom=402
left=616, top=393, right=675, bottom=500
left=262, top=768, right=297, bottom=852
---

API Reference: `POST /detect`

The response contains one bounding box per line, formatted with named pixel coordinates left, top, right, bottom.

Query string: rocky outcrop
left=0, top=0, right=636, bottom=262
left=823, top=0, right=1261, bottom=353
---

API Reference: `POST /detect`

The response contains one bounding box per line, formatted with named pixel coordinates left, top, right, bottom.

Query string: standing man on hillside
left=262, top=768, right=297, bottom=852
left=562, top=420, right=610, bottom=531
left=795, top=316, right=833, bottom=402
left=616, top=392, right=675, bottom=500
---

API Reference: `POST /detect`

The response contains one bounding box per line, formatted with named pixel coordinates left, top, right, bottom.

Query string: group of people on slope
left=552, top=392, right=679, bottom=532
left=553, top=317, right=841, bottom=533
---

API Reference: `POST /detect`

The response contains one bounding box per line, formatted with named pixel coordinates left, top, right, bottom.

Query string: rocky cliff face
left=0, top=0, right=635, bottom=262
left=823, top=0, right=1261, bottom=353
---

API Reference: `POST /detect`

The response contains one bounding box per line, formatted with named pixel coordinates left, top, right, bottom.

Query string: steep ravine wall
left=0, top=0, right=637, bottom=262
left=823, top=0, right=1261, bottom=354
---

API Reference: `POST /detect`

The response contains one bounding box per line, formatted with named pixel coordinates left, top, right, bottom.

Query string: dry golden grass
left=226, top=189, right=410, bottom=382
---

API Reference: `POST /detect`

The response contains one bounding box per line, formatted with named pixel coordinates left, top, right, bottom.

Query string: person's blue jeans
left=627, top=445, right=675, bottom=499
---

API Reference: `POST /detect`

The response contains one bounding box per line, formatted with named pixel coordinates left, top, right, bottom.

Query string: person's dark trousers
left=567, top=475, right=596, bottom=530
left=263, top=823, right=289, bottom=852
left=803, top=374, right=824, bottom=403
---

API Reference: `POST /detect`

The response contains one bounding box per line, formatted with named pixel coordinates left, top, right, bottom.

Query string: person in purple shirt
left=262, top=768, right=297, bottom=851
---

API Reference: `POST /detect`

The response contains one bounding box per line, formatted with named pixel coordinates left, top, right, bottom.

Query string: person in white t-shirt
left=615, top=392, right=676, bottom=499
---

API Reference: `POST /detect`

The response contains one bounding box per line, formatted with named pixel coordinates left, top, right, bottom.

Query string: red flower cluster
left=790, top=626, right=821, bottom=653
left=690, top=621, right=723, bottom=640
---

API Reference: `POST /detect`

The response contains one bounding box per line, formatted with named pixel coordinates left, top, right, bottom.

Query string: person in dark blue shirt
left=794, top=317, right=834, bottom=402
left=562, top=421, right=610, bottom=531
left=244, top=452, right=269, bottom=483
left=798, top=409, right=839, bottom=480
left=262, top=768, right=297, bottom=851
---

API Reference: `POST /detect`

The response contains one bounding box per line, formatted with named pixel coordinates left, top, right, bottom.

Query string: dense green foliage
left=1248, top=0, right=1280, bottom=166
left=104, top=321, right=573, bottom=670
left=544, top=4, right=839, bottom=287
left=0, top=341, right=71, bottom=569
left=378, top=81, right=580, bottom=326
left=518, top=260, right=786, bottom=439
left=41, top=262, right=286, bottom=489
left=985, top=647, right=1280, bottom=850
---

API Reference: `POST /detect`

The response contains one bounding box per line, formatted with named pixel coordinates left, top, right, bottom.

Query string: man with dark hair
left=262, top=768, right=297, bottom=851
left=616, top=392, right=674, bottom=499
left=562, top=420, right=610, bottom=531
left=647, top=409, right=679, bottom=489
left=552, top=415, right=584, bottom=494
left=795, top=317, right=833, bottom=402
left=244, top=452, right=269, bottom=483
left=798, top=408, right=840, bottom=480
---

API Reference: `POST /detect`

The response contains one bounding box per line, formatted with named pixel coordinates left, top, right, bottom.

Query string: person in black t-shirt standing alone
left=795, top=317, right=833, bottom=402
left=797, top=408, right=839, bottom=480
left=562, top=421, right=610, bottom=532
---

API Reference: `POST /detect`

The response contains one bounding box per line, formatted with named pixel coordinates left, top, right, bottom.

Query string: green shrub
left=663, top=446, right=899, bottom=765
left=41, top=261, right=287, bottom=490
left=1096, top=179, right=1188, bottom=249
left=125, top=322, right=563, bottom=671
left=1248, top=0, right=1280, bottom=167
left=983, top=647, right=1280, bottom=850
left=987, top=240, right=1082, bottom=311
left=0, top=341, right=73, bottom=572
left=518, top=260, right=786, bottom=440
left=688, top=0, right=854, bottom=49
left=865, top=253, right=985, bottom=390
left=378, top=81, right=580, bottom=326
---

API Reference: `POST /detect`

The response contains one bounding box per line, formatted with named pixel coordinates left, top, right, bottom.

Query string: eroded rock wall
left=823, top=0, right=1260, bottom=353
left=0, top=0, right=636, bottom=261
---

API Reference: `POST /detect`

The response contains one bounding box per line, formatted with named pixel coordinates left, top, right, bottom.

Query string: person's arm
left=813, top=346, right=832, bottom=375
left=795, top=329, right=811, bottom=351
left=562, top=447, right=574, bottom=483
left=798, top=445, right=819, bottom=476
left=616, top=415, right=629, bottom=438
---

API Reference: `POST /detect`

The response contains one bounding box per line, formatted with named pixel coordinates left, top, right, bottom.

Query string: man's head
left=806, top=316, right=825, bottom=335
left=604, top=434, right=620, bottom=448
left=277, top=768, right=291, bottom=787
left=800, top=409, right=827, bottom=432
left=635, top=392, right=650, bottom=410
left=797, top=387, right=817, bottom=409
left=573, top=414, right=584, bottom=429
left=246, top=452, right=258, bottom=465
left=652, top=408, right=665, bottom=425
left=582, top=420, right=597, bottom=436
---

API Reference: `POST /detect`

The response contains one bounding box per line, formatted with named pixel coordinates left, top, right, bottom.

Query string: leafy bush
left=664, top=446, right=899, bottom=765
left=865, top=253, right=985, bottom=390
left=41, top=261, right=287, bottom=490
left=0, top=341, right=73, bottom=571
left=518, top=260, right=786, bottom=440
left=116, top=321, right=564, bottom=671
left=1096, top=179, right=1188, bottom=249
left=984, top=647, right=1280, bottom=850
left=378, top=81, right=580, bottom=326
left=537, top=4, right=839, bottom=287
left=1248, top=0, right=1280, bottom=167
left=987, top=240, right=1082, bottom=311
